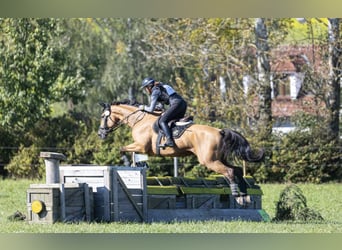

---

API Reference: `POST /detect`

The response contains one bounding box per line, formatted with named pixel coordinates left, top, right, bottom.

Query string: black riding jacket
left=143, top=83, right=187, bottom=123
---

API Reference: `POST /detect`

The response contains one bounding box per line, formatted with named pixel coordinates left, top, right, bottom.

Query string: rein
left=101, top=109, right=145, bottom=134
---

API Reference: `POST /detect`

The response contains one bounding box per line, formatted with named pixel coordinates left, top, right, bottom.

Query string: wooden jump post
left=40, top=151, right=66, bottom=184
left=39, top=152, right=68, bottom=221
left=28, top=152, right=93, bottom=223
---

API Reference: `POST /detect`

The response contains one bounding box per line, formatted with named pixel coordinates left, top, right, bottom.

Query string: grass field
left=0, top=178, right=341, bottom=233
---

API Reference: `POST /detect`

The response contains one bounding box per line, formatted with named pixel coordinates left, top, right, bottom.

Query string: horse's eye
left=104, top=110, right=110, bottom=116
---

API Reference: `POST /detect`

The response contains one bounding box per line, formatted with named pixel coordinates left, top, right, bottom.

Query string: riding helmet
left=141, top=77, right=155, bottom=89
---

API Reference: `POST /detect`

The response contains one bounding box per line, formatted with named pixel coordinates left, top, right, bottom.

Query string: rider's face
left=144, top=86, right=152, bottom=95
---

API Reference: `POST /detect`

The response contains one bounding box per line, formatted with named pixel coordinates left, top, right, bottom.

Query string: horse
left=97, top=100, right=264, bottom=206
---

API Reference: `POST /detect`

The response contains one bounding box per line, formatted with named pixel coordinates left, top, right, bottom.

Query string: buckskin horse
left=98, top=100, right=264, bottom=206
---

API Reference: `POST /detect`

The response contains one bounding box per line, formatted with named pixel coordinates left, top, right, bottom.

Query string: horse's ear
left=99, top=102, right=106, bottom=108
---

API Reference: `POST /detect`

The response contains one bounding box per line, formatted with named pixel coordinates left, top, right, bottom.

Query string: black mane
left=110, top=98, right=164, bottom=112
left=111, top=99, right=141, bottom=107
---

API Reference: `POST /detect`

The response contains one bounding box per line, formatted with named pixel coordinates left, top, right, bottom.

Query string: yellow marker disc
left=31, top=200, right=44, bottom=214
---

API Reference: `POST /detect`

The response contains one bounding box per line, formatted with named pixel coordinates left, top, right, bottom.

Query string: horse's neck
left=116, top=105, right=136, bottom=117
left=115, top=105, right=156, bottom=127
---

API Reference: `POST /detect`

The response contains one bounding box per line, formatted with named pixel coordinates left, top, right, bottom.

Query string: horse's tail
left=219, top=129, right=264, bottom=163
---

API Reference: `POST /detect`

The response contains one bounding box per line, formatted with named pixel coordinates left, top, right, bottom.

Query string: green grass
left=0, top=179, right=341, bottom=233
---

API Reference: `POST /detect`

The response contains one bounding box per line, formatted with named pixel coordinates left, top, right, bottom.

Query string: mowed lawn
left=0, top=178, right=341, bottom=233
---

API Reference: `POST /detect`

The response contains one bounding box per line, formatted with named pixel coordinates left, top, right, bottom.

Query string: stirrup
left=158, top=139, right=175, bottom=148
left=158, top=143, right=174, bottom=148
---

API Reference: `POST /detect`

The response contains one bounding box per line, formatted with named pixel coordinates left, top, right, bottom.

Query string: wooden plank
left=104, top=167, right=112, bottom=221
left=59, top=184, right=66, bottom=221
left=247, top=188, right=263, bottom=195
left=64, top=177, right=105, bottom=185
left=141, top=169, right=148, bottom=221
left=180, top=187, right=226, bottom=195
left=116, top=173, right=145, bottom=221
left=185, top=194, right=221, bottom=209
left=148, top=195, right=176, bottom=209
left=213, top=175, right=231, bottom=187
left=112, top=170, right=119, bottom=221
left=146, top=177, right=163, bottom=186
left=65, top=206, right=85, bottom=216
left=147, top=186, right=179, bottom=195
left=84, top=184, right=92, bottom=222
left=117, top=170, right=144, bottom=189
left=146, top=176, right=262, bottom=191
left=61, top=170, right=107, bottom=177
left=29, top=184, right=61, bottom=188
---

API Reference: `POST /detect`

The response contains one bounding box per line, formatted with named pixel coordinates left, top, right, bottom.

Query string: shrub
left=5, top=145, right=44, bottom=179
left=273, top=184, right=324, bottom=221
left=269, top=113, right=341, bottom=183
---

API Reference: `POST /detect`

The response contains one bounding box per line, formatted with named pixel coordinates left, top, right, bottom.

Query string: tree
left=293, top=18, right=341, bottom=141
left=85, top=18, right=157, bottom=107
left=0, top=19, right=62, bottom=131
left=326, top=18, right=341, bottom=141
left=0, top=18, right=106, bottom=132
left=0, top=18, right=107, bottom=176
left=254, top=18, right=272, bottom=140
left=144, top=18, right=253, bottom=127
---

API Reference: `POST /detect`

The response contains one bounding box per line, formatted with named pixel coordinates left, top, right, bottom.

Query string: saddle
left=153, top=116, right=194, bottom=154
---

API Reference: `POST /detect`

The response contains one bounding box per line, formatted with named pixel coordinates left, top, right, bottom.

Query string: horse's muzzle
left=97, top=127, right=108, bottom=140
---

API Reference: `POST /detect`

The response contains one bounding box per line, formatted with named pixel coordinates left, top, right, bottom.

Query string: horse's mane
left=111, top=99, right=141, bottom=107
left=111, top=99, right=164, bottom=112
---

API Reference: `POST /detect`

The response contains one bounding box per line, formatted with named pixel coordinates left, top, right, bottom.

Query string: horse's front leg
left=121, top=142, right=147, bottom=153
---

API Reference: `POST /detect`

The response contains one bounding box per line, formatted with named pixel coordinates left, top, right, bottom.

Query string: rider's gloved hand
left=138, top=105, right=145, bottom=111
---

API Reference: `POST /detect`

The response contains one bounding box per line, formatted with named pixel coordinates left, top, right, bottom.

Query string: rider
left=139, top=77, right=187, bottom=147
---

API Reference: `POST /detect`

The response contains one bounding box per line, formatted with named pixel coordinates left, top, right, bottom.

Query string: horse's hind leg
left=229, top=166, right=247, bottom=196
left=204, top=160, right=250, bottom=206
left=219, top=164, right=247, bottom=197
left=203, top=160, right=238, bottom=194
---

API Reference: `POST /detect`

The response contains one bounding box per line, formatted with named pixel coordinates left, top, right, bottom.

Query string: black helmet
left=141, top=77, right=155, bottom=89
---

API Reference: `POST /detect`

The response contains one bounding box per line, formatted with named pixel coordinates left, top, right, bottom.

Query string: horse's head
left=97, top=102, right=120, bottom=139
left=98, top=100, right=152, bottom=140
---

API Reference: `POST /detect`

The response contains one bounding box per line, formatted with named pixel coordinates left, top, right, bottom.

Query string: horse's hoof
left=244, top=195, right=252, bottom=203
left=235, top=196, right=245, bottom=206
left=235, top=195, right=252, bottom=208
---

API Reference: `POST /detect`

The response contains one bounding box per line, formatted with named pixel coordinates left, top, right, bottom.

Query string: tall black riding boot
left=159, top=122, right=175, bottom=147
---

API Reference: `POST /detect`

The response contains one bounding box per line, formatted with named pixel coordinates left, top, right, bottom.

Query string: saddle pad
left=153, top=120, right=193, bottom=155
left=153, top=120, right=193, bottom=139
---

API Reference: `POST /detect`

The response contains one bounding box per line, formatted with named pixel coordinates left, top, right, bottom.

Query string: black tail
left=219, top=129, right=264, bottom=163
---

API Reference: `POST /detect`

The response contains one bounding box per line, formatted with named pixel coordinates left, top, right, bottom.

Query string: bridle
left=98, top=103, right=145, bottom=137
left=99, top=106, right=117, bottom=134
